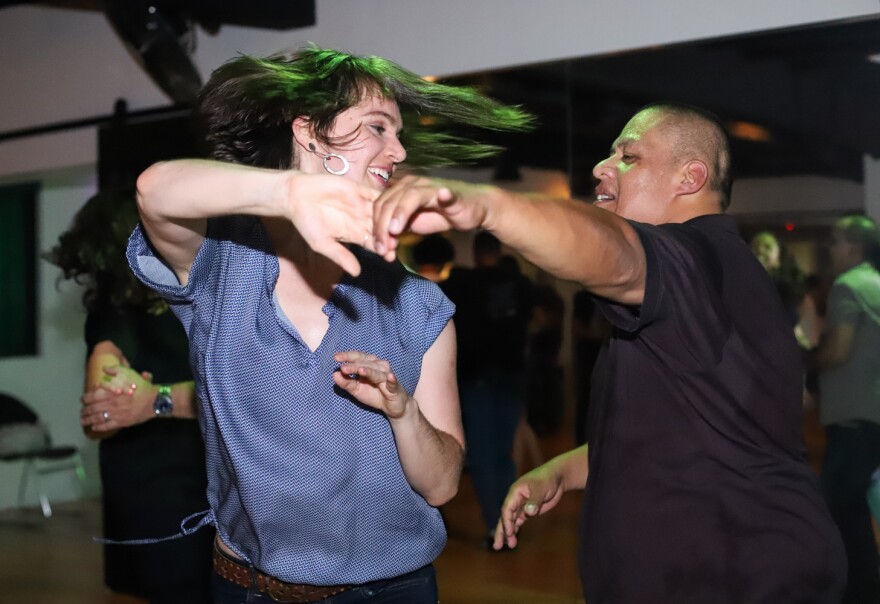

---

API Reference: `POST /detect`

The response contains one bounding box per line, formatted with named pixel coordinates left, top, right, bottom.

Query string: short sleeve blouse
left=127, top=215, right=454, bottom=585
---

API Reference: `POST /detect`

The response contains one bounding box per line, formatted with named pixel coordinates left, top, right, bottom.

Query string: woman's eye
left=371, top=125, right=386, bottom=135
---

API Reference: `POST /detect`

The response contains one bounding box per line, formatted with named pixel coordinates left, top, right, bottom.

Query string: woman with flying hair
left=48, top=189, right=213, bottom=603
left=124, top=46, right=532, bottom=603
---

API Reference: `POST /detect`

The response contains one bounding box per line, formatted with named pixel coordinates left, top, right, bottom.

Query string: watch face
left=154, top=394, right=173, bottom=416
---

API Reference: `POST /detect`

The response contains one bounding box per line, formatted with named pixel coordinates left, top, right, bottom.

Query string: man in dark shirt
left=372, top=102, right=846, bottom=603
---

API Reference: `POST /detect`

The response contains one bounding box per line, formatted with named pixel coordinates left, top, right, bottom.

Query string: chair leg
left=38, top=493, right=52, bottom=518
left=32, top=466, right=52, bottom=518
left=73, top=452, right=86, bottom=485
left=31, top=453, right=87, bottom=518
left=17, top=458, right=33, bottom=509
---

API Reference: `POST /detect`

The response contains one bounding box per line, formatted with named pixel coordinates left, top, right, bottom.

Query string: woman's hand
left=332, top=350, right=411, bottom=419
left=136, top=160, right=381, bottom=283
left=81, top=365, right=155, bottom=432
left=284, top=172, right=380, bottom=276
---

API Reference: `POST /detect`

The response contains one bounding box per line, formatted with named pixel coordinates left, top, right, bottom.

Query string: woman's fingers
left=332, top=352, right=407, bottom=416
left=333, top=350, right=380, bottom=365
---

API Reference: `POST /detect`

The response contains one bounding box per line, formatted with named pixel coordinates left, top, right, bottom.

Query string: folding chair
left=0, top=393, right=86, bottom=517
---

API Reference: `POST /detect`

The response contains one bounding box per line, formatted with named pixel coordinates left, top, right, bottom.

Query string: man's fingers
left=436, top=187, right=455, bottom=204
left=373, top=176, right=437, bottom=254
left=492, top=520, right=511, bottom=551
left=496, top=502, right=524, bottom=550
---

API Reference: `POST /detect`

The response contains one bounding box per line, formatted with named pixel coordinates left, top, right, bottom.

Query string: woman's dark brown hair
left=196, top=45, right=534, bottom=169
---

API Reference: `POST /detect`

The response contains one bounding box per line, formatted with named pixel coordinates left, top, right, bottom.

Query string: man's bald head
left=638, top=103, right=733, bottom=210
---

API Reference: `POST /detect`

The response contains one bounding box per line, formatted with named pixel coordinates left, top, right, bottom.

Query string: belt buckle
left=265, top=586, right=301, bottom=604
left=262, top=578, right=301, bottom=603
left=265, top=586, right=302, bottom=604
left=264, top=578, right=345, bottom=604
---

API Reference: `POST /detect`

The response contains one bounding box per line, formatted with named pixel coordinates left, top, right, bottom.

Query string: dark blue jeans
left=212, top=564, right=437, bottom=604
left=821, top=420, right=880, bottom=604
left=460, top=370, right=525, bottom=532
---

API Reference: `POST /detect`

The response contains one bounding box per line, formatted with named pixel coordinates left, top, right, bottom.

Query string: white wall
left=0, top=166, right=99, bottom=509
left=730, top=176, right=866, bottom=219
left=1, top=0, right=879, bottom=509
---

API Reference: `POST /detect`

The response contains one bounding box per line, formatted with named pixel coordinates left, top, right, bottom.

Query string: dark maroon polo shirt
left=581, top=214, right=845, bottom=603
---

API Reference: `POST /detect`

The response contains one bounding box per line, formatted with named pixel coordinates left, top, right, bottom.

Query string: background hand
left=81, top=365, right=155, bottom=432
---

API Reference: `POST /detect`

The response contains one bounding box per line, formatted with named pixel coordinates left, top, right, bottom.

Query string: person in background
left=570, top=290, right=611, bottom=446
left=799, top=272, right=826, bottom=351
left=750, top=230, right=782, bottom=272
left=807, top=214, right=880, bottom=604
left=410, top=233, right=455, bottom=283
left=128, top=46, right=531, bottom=603
left=749, top=230, right=819, bottom=349
left=440, top=232, right=534, bottom=550
left=524, top=274, right=565, bottom=437
left=48, top=188, right=213, bottom=604
left=370, top=101, right=846, bottom=603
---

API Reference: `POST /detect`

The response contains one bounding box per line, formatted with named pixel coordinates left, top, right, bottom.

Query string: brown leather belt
left=212, top=544, right=352, bottom=603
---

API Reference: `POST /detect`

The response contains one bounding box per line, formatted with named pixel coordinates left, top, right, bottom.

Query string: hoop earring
left=321, top=153, right=350, bottom=176
left=309, top=142, right=350, bottom=176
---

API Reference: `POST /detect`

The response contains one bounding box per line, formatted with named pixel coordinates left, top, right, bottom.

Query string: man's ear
left=677, top=159, right=709, bottom=195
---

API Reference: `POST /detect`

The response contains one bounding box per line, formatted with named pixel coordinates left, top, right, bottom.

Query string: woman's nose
left=387, top=137, right=407, bottom=163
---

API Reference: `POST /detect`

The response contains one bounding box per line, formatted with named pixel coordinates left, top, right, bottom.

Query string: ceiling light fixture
left=727, top=121, right=773, bottom=143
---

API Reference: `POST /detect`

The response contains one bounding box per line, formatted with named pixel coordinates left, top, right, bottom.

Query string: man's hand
left=492, top=462, right=566, bottom=550
left=372, top=175, right=495, bottom=262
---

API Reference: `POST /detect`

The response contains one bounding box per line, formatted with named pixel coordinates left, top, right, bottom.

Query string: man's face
left=751, top=234, right=781, bottom=271
left=591, top=109, right=679, bottom=224
left=828, top=228, right=858, bottom=275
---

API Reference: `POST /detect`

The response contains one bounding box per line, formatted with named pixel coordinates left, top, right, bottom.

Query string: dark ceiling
left=446, top=16, right=880, bottom=196
left=1, top=0, right=317, bottom=102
